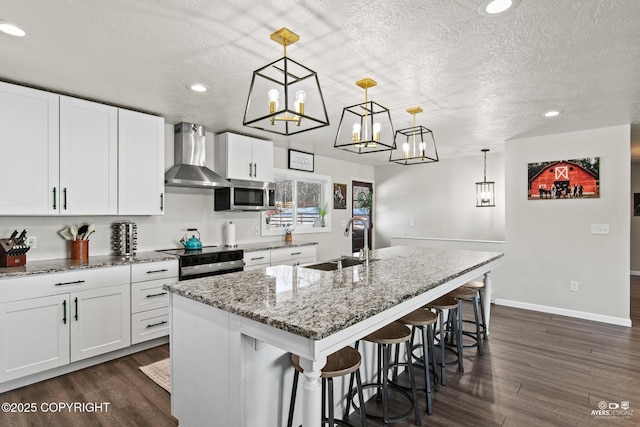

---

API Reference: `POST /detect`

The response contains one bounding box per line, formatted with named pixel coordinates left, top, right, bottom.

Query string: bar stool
left=395, top=308, right=438, bottom=415
left=447, top=286, right=483, bottom=356
left=462, top=280, right=487, bottom=338
left=288, top=346, right=368, bottom=427
left=347, top=321, right=421, bottom=426
left=425, top=295, right=462, bottom=386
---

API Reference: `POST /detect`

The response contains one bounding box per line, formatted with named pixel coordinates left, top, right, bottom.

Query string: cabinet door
left=0, top=295, right=70, bottom=382
left=251, top=139, right=274, bottom=182
left=59, top=96, right=118, bottom=215
left=70, top=284, right=130, bottom=362
left=225, top=134, right=254, bottom=180
left=0, top=82, right=59, bottom=215
left=118, top=110, right=165, bottom=215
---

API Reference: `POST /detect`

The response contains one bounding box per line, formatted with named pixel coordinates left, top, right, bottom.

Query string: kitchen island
left=165, top=246, right=503, bottom=427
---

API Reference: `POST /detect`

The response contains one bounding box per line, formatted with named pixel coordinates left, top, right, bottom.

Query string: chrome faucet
left=344, top=216, right=370, bottom=266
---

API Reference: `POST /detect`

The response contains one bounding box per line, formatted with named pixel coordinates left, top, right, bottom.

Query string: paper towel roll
left=225, top=222, right=236, bottom=247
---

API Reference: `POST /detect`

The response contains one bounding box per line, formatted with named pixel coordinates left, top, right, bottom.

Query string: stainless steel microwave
left=214, top=182, right=275, bottom=211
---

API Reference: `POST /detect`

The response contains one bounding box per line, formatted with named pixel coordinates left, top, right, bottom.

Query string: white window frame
left=261, top=168, right=332, bottom=236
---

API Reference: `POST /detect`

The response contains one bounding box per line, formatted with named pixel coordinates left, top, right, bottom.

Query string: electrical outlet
left=570, top=281, right=579, bottom=292
left=591, top=224, right=610, bottom=235
left=26, top=236, right=37, bottom=248
left=409, top=219, right=415, bottom=226
left=255, top=226, right=260, bottom=236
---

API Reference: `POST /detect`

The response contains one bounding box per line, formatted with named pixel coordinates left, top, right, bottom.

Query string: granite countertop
left=0, top=251, right=178, bottom=279
left=238, top=240, right=318, bottom=253
left=164, top=246, right=504, bottom=340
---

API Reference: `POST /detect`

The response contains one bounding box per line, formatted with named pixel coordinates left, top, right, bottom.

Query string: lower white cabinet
left=0, top=294, right=70, bottom=381
left=70, top=283, right=130, bottom=362
left=243, top=246, right=317, bottom=270
left=130, top=260, right=177, bottom=345
left=0, top=267, right=131, bottom=382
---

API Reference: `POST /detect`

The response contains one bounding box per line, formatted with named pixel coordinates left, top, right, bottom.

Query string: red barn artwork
left=528, top=158, right=599, bottom=200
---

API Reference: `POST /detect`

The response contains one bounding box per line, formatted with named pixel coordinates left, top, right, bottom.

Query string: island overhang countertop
left=164, top=246, right=504, bottom=340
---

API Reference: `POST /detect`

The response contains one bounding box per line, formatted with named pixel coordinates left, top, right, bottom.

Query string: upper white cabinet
left=215, top=132, right=273, bottom=182
left=0, top=82, right=59, bottom=215
left=118, top=110, right=165, bottom=215
left=0, top=81, right=165, bottom=216
left=59, top=96, right=118, bottom=215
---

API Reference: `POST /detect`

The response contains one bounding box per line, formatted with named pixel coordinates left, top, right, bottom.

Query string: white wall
left=0, top=125, right=374, bottom=262
left=374, top=152, right=505, bottom=248
left=499, top=125, right=630, bottom=324
left=630, top=164, right=640, bottom=273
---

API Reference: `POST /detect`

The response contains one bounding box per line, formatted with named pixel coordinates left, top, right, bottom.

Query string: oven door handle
left=181, top=260, right=244, bottom=278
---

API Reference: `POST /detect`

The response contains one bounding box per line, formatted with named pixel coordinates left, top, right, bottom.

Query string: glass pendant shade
left=243, top=28, right=329, bottom=136
left=476, top=149, right=496, bottom=207
left=334, top=78, right=396, bottom=154
left=389, top=107, right=439, bottom=165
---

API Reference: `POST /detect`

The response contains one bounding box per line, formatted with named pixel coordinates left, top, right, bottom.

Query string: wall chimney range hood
left=165, top=123, right=231, bottom=188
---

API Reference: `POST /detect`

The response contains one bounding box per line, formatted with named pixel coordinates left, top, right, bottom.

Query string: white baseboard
left=494, top=299, right=632, bottom=327
left=631, top=270, right=640, bottom=276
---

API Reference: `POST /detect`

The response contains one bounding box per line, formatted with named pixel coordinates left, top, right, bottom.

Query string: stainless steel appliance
left=214, top=182, right=275, bottom=211
left=157, top=246, right=244, bottom=280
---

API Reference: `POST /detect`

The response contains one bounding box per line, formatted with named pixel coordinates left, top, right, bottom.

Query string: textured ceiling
left=1, top=0, right=640, bottom=165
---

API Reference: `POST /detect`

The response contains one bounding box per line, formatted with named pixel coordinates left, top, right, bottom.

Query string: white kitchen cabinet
left=0, top=265, right=130, bottom=382
left=130, top=260, right=177, bottom=345
left=70, top=283, right=130, bottom=362
left=0, top=294, right=70, bottom=382
left=243, top=250, right=271, bottom=271
left=215, top=132, right=274, bottom=182
left=270, top=246, right=316, bottom=266
left=118, top=110, right=165, bottom=215
left=59, top=96, right=118, bottom=215
left=0, top=82, right=59, bottom=215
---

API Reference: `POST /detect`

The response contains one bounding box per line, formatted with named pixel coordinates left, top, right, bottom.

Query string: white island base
left=168, top=256, right=498, bottom=427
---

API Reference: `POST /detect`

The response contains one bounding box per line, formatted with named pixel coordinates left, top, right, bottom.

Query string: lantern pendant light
left=334, top=78, right=396, bottom=154
left=476, top=149, right=496, bottom=207
left=243, top=28, right=329, bottom=136
left=389, top=107, right=439, bottom=165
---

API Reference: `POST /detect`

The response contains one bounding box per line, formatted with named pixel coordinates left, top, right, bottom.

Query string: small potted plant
left=319, top=202, right=328, bottom=227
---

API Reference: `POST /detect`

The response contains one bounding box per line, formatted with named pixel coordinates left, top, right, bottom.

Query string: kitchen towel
left=225, top=222, right=236, bottom=247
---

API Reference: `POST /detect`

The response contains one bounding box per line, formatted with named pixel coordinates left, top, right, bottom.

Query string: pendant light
left=476, top=149, right=496, bottom=207
left=243, top=28, right=329, bottom=136
left=334, top=78, right=395, bottom=154
left=389, top=107, right=439, bottom=165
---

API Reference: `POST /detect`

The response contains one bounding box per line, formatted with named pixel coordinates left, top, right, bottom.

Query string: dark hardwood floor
left=1, top=280, right=639, bottom=427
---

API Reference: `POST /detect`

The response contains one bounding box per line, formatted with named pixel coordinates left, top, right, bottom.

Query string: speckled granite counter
left=0, top=251, right=178, bottom=279
left=237, top=240, right=318, bottom=252
left=165, top=246, right=503, bottom=340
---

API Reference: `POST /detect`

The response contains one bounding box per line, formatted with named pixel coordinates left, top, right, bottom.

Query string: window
left=262, top=168, right=331, bottom=236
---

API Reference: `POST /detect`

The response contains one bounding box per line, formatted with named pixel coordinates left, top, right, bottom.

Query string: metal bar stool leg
left=421, top=325, right=433, bottom=415
left=454, top=302, right=464, bottom=373
left=427, top=324, right=439, bottom=392
left=437, top=309, right=447, bottom=385
left=472, top=295, right=484, bottom=356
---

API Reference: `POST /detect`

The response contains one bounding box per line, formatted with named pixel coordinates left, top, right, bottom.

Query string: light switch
left=590, top=224, right=610, bottom=235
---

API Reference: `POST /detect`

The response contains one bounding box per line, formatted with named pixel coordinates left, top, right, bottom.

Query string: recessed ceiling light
left=0, top=21, right=26, bottom=37
left=544, top=110, right=561, bottom=117
left=478, top=0, right=520, bottom=17
left=189, top=83, right=209, bottom=93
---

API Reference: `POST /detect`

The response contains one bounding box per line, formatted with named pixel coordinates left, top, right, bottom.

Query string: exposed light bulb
left=352, top=123, right=361, bottom=143
left=403, top=142, right=410, bottom=158
left=373, top=122, right=381, bottom=142
left=268, top=89, right=279, bottom=116
left=294, top=90, right=306, bottom=115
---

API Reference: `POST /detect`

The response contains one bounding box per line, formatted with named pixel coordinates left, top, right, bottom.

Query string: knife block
left=0, top=238, right=27, bottom=267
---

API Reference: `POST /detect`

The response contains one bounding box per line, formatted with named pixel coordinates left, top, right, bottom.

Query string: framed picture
left=527, top=157, right=600, bottom=200
left=288, top=149, right=314, bottom=172
left=333, top=183, right=347, bottom=209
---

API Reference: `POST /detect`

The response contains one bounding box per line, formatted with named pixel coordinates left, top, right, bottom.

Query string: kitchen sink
left=303, top=256, right=367, bottom=271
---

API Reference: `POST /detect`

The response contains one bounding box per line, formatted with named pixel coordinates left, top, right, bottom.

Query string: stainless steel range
left=157, top=246, right=244, bottom=281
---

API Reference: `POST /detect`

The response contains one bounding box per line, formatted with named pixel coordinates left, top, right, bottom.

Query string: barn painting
left=528, top=157, right=599, bottom=200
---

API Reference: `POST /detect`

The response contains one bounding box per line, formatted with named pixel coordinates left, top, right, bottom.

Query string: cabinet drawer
left=243, top=250, right=271, bottom=268
left=131, top=260, right=178, bottom=283
left=0, top=265, right=130, bottom=303
left=270, top=246, right=317, bottom=264
left=132, top=307, right=169, bottom=345
left=131, top=278, right=172, bottom=313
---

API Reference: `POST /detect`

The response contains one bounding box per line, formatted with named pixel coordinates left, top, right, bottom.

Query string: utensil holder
left=71, top=240, right=89, bottom=261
